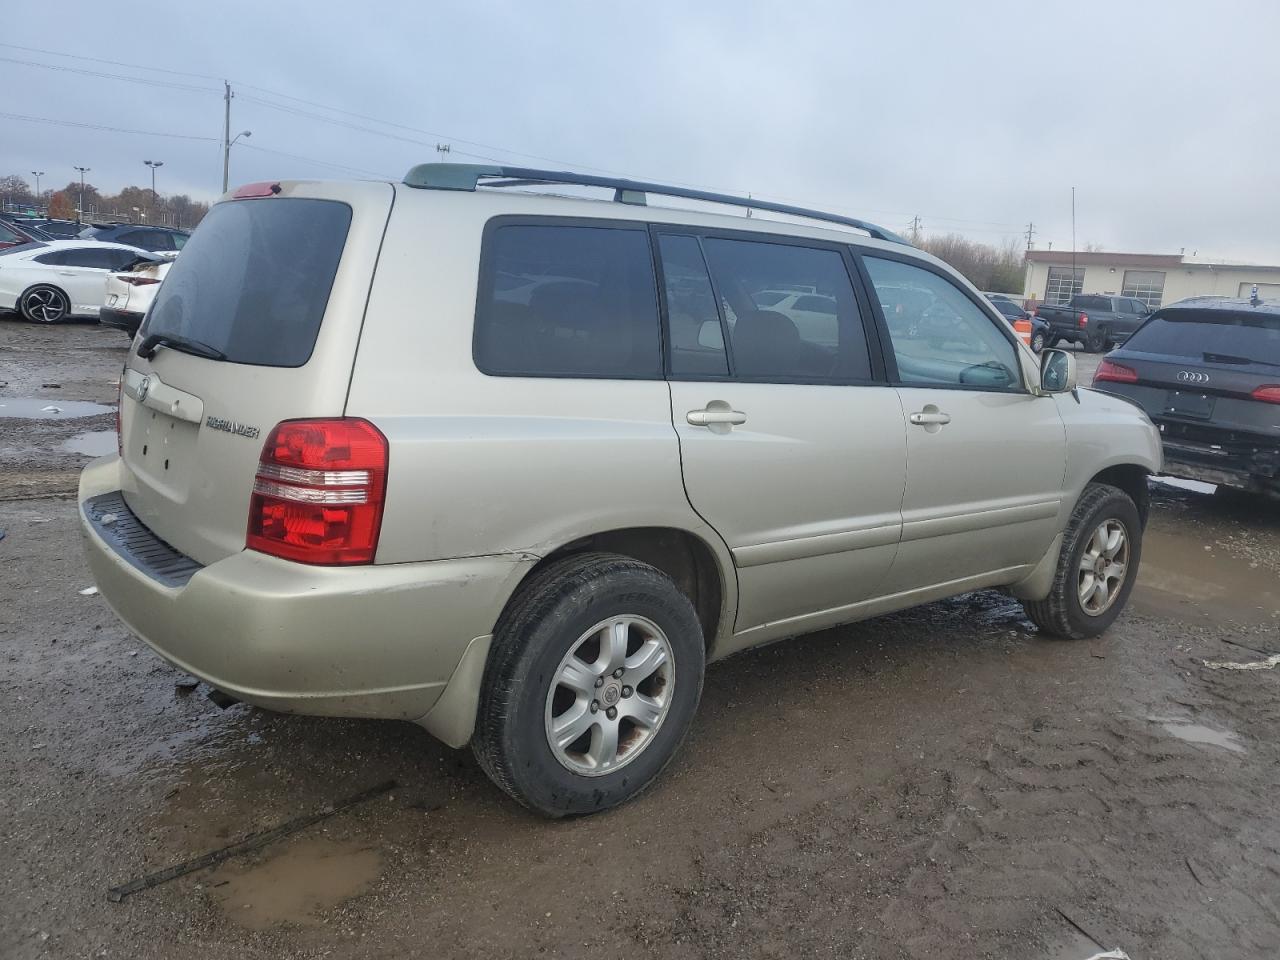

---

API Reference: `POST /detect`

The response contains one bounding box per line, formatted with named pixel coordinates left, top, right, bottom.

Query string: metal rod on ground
left=105, top=779, right=397, bottom=902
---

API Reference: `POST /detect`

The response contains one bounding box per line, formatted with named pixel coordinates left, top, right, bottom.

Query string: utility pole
left=435, top=143, right=451, bottom=161
left=222, top=80, right=232, bottom=193
left=73, top=165, right=90, bottom=226
left=1024, top=221, right=1036, bottom=251
left=31, top=170, right=44, bottom=209
left=909, top=215, right=922, bottom=244
left=1071, top=187, right=1077, bottom=298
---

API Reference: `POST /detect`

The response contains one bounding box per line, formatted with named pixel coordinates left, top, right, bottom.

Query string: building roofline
left=1025, top=250, right=1280, bottom=271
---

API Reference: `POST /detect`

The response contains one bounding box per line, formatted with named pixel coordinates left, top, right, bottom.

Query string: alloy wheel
left=23, top=288, right=67, bottom=323
left=1078, top=519, right=1129, bottom=616
left=544, top=615, right=675, bottom=776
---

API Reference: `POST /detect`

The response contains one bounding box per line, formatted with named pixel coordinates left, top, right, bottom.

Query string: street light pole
left=31, top=170, right=44, bottom=209
left=73, top=165, right=90, bottom=226
left=144, top=160, right=163, bottom=202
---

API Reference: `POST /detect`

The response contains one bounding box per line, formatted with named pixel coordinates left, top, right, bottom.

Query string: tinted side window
left=60, top=248, right=118, bottom=269
left=34, top=251, right=66, bottom=265
left=475, top=224, right=661, bottom=378
left=699, top=237, right=871, bottom=381
left=865, top=257, right=1022, bottom=391
left=657, top=235, right=728, bottom=377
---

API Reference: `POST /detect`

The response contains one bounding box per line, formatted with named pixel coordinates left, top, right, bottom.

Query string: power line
left=0, top=111, right=220, bottom=142
left=0, top=40, right=224, bottom=81
left=237, top=143, right=395, bottom=179
left=0, top=55, right=219, bottom=94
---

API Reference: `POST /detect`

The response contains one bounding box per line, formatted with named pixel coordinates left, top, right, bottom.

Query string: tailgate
left=118, top=180, right=393, bottom=565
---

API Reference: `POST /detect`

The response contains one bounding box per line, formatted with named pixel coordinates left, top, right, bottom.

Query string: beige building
left=1022, top=250, right=1280, bottom=309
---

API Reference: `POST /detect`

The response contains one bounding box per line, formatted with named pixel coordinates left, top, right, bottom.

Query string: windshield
left=142, top=198, right=352, bottom=367
left=1125, top=309, right=1280, bottom=363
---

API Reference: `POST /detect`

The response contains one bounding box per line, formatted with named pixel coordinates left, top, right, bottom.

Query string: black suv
left=1092, top=297, right=1280, bottom=497
left=79, top=223, right=189, bottom=252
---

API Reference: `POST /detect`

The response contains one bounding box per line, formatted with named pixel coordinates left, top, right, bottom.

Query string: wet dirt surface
left=4, top=323, right=1280, bottom=959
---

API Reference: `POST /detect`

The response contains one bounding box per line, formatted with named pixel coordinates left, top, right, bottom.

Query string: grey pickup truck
left=1034, top=294, right=1152, bottom=353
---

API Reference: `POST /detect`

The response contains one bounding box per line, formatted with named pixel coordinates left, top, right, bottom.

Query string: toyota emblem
left=136, top=375, right=151, bottom=402
left=1177, top=370, right=1209, bottom=384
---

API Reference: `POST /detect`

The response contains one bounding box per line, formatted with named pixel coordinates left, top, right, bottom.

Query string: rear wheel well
left=1089, top=464, right=1151, bottom=526
left=522, top=528, right=724, bottom=650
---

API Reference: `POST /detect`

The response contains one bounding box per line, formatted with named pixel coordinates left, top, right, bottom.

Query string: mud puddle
left=0, top=397, right=113, bottom=419
left=210, top=837, right=383, bottom=930
left=1135, top=526, right=1280, bottom=624
left=1148, top=716, right=1246, bottom=754
left=59, top=430, right=116, bottom=456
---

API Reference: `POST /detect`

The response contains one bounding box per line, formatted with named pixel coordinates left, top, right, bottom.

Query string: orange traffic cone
left=1013, top=318, right=1033, bottom=347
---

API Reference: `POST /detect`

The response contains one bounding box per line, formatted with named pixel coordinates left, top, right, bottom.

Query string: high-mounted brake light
left=1093, top=360, right=1139, bottom=385
left=1077, top=312, right=1089, bottom=327
left=232, top=181, right=282, bottom=199
left=246, top=418, right=388, bottom=565
left=1251, top=385, right=1280, bottom=405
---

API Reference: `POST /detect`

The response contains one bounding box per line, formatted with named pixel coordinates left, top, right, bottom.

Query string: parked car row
left=0, top=237, right=176, bottom=332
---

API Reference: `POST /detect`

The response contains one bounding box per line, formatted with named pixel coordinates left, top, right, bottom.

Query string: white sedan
left=0, top=240, right=146, bottom=323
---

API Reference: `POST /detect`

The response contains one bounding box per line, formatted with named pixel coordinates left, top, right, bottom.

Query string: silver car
left=79, top=167, right=1161, bottom=816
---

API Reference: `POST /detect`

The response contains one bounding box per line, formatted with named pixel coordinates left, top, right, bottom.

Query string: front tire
left=20, top=285, right=70, bottom=324
left=472, top=553, right=705, bottom=817
left=1022, top=483, right=1142, bottom=639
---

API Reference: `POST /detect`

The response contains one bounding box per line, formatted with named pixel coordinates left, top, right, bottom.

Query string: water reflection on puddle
left=60, top=431, right=117, bottom=456
left=0, top=398, right=113, bottom=419
left=1149, top=716, right=1245, bottom=754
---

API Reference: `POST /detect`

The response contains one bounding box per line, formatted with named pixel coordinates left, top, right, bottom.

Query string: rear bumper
left=98, top=307, right=142, bottom=334
left=78, top=456, right=534, bottom=728
left=1159, top=427, right=1280, bottom=496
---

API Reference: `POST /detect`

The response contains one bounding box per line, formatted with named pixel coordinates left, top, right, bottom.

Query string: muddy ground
left=3, top=318, right=1279, bottom=959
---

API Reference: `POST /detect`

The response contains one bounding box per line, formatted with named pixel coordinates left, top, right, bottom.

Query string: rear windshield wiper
left=1203, top=351, right=1280, bottom=369
left=137, top=331, right=226, bottom=361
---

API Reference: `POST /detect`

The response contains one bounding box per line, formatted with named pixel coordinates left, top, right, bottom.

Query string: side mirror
left=1038, top=348, right=1077, bottom=394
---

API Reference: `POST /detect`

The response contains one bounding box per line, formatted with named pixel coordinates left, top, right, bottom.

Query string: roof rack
left=402, top=163, right=910, bottom=245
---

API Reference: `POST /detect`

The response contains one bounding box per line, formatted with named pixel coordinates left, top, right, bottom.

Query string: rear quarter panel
left=345, top=189, right=728, bottom=571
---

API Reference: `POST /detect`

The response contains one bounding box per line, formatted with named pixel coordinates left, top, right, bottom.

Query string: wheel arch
left=524, top=526, right=734, bottom=656
left=1088, top=463, right=1151, bottom=527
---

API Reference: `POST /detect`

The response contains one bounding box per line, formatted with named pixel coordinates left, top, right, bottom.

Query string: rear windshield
left=1125, top=309, right=1280, bottom=363
left=1075, top=295, right=1112, bottom=311
left=143, top=198, right=351, bottom=367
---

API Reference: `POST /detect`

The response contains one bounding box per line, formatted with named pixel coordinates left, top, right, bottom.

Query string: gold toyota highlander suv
left=79, top=165, right=1161, bottom=816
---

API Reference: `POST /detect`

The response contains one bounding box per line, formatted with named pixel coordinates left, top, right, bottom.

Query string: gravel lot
left=3, top=319, right=1279, bottom=960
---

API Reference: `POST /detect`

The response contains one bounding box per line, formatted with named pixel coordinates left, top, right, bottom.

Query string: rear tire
left=19, top=285, right=69, bottom=324
left=1031, top=331, right=1046, bottom=353
left=1085, top=328, right=1108, bottom=353
left=1022, top=483, right=1142, bottom=639
left=472, top=553, right=705, bottom=817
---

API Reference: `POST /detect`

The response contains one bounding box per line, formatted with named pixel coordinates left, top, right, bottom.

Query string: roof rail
left=402, top=163, right=910, bottom=245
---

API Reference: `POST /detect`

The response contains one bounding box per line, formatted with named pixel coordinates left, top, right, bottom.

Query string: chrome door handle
left=687, top=407, right=747, bottom=427
left=909, top=411, right=952, bottom=426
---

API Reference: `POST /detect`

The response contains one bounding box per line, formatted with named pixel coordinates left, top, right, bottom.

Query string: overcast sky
left=4, top=0, right=1279, bottom=261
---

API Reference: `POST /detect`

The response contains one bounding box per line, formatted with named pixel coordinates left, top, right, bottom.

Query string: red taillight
left=1093, top=359, right=1139, bottom=385
left=233, top=181, right=282, bottom=199
left=120, top=276, right=161, bottom=287
left=246, top=418, right=388, bottom=565
left=1251, top=385, right=1280, bottom=404
left=115, top=370, right=123, bottom=455
left=1078, top=312, right=1089, bottom=327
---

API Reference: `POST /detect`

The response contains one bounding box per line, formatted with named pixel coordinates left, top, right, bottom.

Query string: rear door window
left=1124, top=310, right=1280, bottom=363
left=144, top=198, right=352, bottom=367
left=60, top=248, right=120, bottom=270
left=474, top=222, right=661, bottom=378
left=697, top=236, right=871, bottom=381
